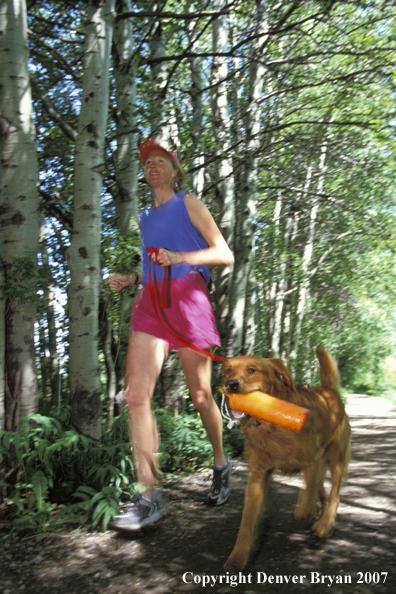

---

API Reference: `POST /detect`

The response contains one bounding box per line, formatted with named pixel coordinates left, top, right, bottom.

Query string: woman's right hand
left=109, top=274, right=134, bottom=292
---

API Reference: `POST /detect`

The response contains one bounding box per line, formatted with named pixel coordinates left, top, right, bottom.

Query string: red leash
left=147, top=248, right=228, bottom=363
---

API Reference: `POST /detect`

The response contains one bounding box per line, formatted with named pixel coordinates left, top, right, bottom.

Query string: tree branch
left=39, top=189, right=73, bottom=231
left=28, top=29, right=82, bottom=81
left=115, top=6, right=234, bottom=22
left=38, top=93, right=78, bottom=142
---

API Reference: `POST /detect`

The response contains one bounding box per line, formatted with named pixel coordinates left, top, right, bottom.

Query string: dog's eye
left=224, top=368, right=232, bottom=376
left=248, top=368, right=256, bottom=374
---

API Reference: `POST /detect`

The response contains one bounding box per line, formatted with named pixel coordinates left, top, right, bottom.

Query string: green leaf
left=32, top=471, right=49, bottom=512
left=90, top=491, right=105, bottom=507
left=73, top=486, right=97, bottom=501
left=102, top=508, right=114, bottom=532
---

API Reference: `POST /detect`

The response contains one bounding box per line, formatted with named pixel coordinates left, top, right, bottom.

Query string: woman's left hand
left=151, top=248, right=180, bottom=267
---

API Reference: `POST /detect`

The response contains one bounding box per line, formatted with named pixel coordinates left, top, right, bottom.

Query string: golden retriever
left=222, top=346, right=351, bottom=571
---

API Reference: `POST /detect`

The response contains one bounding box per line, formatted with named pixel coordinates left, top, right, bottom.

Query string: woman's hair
left=169, top=155, right=187, bottom=192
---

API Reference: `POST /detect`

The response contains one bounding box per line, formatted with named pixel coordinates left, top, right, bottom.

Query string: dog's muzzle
left=220, top=382, right=247, bottom=427
left=224, top=379, right=248, bottom=419
left=224, top=379, right=240, bottom=393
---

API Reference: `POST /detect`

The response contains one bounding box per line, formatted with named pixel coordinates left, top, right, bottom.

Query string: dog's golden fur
left=222, top=347, right=351, bottom=571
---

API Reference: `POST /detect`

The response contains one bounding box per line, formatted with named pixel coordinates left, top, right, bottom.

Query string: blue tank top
left=140, top=192, right=211, bottom=284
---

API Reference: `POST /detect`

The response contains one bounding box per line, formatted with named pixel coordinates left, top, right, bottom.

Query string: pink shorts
left=130, top=273, right=221, bottom=350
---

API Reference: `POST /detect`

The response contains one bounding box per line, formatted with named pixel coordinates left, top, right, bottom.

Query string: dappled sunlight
left=3, top=394, right=396, bottom=593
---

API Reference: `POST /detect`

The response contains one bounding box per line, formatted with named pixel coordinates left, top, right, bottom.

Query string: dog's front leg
left=224, top=469, right=271, bottom=571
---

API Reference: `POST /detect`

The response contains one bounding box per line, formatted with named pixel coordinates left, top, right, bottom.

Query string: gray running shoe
left=207, top=457, right=232, bottom=506
left=109, top=492, right=168, bottom=531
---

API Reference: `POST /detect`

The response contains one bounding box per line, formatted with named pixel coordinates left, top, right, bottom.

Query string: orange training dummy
left=227, top=391, right=310, bottom=433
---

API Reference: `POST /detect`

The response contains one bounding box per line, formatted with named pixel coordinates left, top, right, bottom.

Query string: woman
left=109, top=138, right=234, bottom=531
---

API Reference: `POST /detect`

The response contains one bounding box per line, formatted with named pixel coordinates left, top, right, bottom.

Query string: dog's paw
left=295, top=508, right=317, bottom=522
left=224, top=550, right=249, bottom=571
left=312, top=517, right=334, bottom=539
left=295, top=501, right=318, bottom=522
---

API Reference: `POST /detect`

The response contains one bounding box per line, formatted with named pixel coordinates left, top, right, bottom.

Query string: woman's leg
left=178, top=348, right=226, bottom=468
left=124, top=331, right=169, bottom=497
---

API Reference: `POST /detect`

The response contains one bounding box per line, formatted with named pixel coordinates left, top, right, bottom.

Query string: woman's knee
left=191, top=389, right=213, bottom=413
left=123, top=383, right=150, bottom=409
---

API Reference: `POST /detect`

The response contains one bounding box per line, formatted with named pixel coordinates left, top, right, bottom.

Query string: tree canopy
left=1, top=0, right=396, bottom=434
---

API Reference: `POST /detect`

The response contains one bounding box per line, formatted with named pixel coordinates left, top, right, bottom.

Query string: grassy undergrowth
left=0, top=405, right=243, bottom=537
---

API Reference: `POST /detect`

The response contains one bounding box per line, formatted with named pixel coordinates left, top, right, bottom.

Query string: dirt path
left=2, top=394, right=396, bottom=594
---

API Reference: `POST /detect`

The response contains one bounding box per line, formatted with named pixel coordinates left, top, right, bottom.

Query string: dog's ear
left=271, top=359, right=295, bottom=390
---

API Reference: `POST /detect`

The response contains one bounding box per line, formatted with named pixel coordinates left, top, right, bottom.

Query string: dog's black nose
left=225, top=379, right=240, bottom=393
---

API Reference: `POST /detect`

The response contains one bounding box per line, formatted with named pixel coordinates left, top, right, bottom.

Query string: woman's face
left=144, top=148, right=176, bottom=190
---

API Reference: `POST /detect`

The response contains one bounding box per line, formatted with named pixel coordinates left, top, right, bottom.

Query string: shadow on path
left=2, top=394, right=396, bottom=594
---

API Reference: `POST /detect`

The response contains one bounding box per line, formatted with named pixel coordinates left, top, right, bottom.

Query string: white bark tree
left=228, top=0, right=267, bottom=354
left=211, top=0, right=235, bottom=350
left=288, top=140, right=329, bottom=369
left=113, top=0, right=138, bottom=236
left=186, top=0, right=205, bottom=196
left=0, top=261, right=5, bottom=430
left=39, top=218, right=60, bottom=405
left=269, top=161, right=313, bottom=358
left=68, top=0, right=115, bottom=440
left=269, top=193, right=294, bottom=358
left=149, top=4, right=171, bottom=142
left=102, top=0, right=140, bottom=426
left=0, top=0, right=40, bottom=430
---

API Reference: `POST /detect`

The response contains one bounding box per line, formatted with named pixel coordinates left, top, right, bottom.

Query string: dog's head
left=221, top=355, right=295, bottom=421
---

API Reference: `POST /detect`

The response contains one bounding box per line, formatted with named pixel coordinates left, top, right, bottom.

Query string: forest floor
left=1, top=393, right=396, bottom=594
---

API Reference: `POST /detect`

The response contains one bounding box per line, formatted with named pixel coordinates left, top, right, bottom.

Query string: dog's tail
left=316, top=346, right=340, bottom=392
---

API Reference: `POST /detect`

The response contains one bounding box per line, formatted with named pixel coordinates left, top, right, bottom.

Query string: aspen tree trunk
left=0, top=261, right=3, bottom=489
left=288, top=142, right=329, bottom=369
left=113, top=0, right=138, bottom=236
left=103, top=300, right=117, bottom=428
left=211, top=0, right=235, bottom=350
left=229, top=11, right=242, bottom=153
left=0, top=0, right=40, bottom=430
left=282, top=164, right=313, bottom=360
left=38, top=320, right=50, bottom=399
left=229, top=0, right=267, bottom=354
left=68, top=0, right=114, bottom=440
left=270, top=209, right=293, bottom=358
left=267, top=191, right=283, bottom=351
left=39, top=219, right=60, bottom=406
left=46, top=280, right=60, bottom=406
left=105, top=0, right=140, bottom=421
left=150, top=5, right=170, bottom=142
left=269, top=162, right=313, bottom=357
left=186, top=0, right=204, bottom=195
left=0, top=262, right=5, bottom=430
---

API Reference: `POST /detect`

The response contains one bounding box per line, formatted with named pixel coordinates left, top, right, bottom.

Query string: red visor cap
left=139, top=138, right=181, bottom=167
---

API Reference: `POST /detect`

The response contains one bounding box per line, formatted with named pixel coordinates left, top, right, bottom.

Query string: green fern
left=2, top=403, right=241, bottom=535
left=73, top=485, right=120, bottom=531
left=30, top=471, right=49, bottom=511
left=90, top=486, right=120, bottom=531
